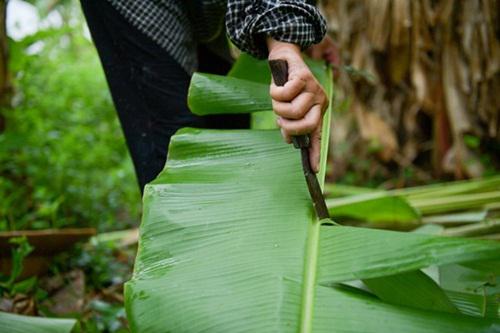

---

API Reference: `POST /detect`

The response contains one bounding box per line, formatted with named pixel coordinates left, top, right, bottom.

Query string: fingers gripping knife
left=269, top=59, right=330, bottom=220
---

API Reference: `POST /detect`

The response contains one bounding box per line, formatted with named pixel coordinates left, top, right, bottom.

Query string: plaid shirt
left=106, top=0, right=326, bottom=74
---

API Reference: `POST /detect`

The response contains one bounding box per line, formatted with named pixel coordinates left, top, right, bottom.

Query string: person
left=80, top=0, right=336, bottom=192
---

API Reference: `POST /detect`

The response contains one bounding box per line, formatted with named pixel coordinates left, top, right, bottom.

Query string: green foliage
left=0, top=311, right=78, bottom=333
left=363, top=270, right=459, bottom=313
left=75, top=240, right=132, bottom=289
left=1, top=19, right=140, bottom=231
left=84, top=300, right=127, bottom=333
left=327, top=192, right=420, bottom=225
left=440, top=263, right=500, bottom=318
left=0, top=236, right=34, bottom=294
left=50, top=238, right=133, bottom=290
left=125, top=56, right=500, bottom=332
left=188, top=74, right=271, bottom=115
left=42, top=238, right=133, bottom=332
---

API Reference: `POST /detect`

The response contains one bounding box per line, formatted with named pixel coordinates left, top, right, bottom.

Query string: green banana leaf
left=0, top=311, right=78, bottom=333
left=439, top=263, right=499, bottom=318
left=188, top=74, right=271, bottom=116
left=326, top=192, right=420, bottom=225
left=125, top=55, right=500, bottom=332
left=314, top=283, right=497, bottom=333
left=189, top=53, right=332, bottom=129
left=363, top=270, right=459, bottom=313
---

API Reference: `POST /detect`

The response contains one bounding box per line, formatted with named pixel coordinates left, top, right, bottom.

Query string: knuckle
left=280, top=121, right=292, bottom=131
left=273, top=105, right=284, bottom=116
left=273, top=109, right=283, bottom=117
left=283, top=129, right=294, bottom=138
left=305, top=120, right=316, bottom=131
left=303, top=93, right=315, bottom=109
left=292, top=105, right=305, bottom=119
left=272, top=105, right=281, bottom=115
left=300, top=70, right=313, bottom=80
left=281, top=89, right=293, bottom=101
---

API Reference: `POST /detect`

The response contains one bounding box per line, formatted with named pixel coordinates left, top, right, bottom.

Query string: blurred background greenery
left=1, top=0, right=141, bottom=233
left=1, top=4, right=138, bottom=330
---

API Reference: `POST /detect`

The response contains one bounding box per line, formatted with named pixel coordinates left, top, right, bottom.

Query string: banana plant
left=125, top=54, right=500, bottom=332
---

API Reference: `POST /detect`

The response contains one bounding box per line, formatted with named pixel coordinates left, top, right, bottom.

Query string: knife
left=269, top=59, right=330, bottom=220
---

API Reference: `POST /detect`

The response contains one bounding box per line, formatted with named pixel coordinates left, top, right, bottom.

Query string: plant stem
left=443, top=219, right=500, bottom=237
left=410, top=191, right=500, bottom=215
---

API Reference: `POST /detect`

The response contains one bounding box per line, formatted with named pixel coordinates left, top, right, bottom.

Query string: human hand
left=267, top=39, right=329, bottom=173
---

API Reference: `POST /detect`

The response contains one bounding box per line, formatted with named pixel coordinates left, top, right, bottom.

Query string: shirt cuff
left=226, top=1, right=327, bottom=59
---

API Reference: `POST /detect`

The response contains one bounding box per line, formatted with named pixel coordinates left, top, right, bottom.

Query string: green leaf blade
left=313, top=284, right=500, bottom=333
left=125, top=129, right=312, bottom=332
left=188, top=74, right=271, bottom=116
left=327, top=192, right=420, bottom=225
left=318, top=226, right=500, bottom=283
left=363, top=270, right=459, bottom=314
left=440, top=263, right=500, bottom=318
left=0, top=312, right=78, bottom=333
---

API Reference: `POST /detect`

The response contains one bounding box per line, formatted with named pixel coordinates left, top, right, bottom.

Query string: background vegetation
left=1, top=1, right=140, bottom=232
left=323, top=0, right=499, bottom=186
left=1, top=2, right=138, bottom=332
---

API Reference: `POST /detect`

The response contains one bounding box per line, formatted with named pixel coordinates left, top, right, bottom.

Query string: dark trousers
left=80, top=0, right=249, bottom=192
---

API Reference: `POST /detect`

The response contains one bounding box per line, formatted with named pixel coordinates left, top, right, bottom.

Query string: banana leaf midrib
left=299, top=65, right=333, bottom=333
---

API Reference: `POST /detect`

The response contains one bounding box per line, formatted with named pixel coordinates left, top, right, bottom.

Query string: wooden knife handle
left=268, top=59, right=310, bottom=149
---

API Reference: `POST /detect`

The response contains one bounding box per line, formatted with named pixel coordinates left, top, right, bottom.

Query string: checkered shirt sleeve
left=226, top=0, right=327, bottom=59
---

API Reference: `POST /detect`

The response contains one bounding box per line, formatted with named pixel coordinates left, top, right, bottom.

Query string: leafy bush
left=0, top=21, right=140, bottom=231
